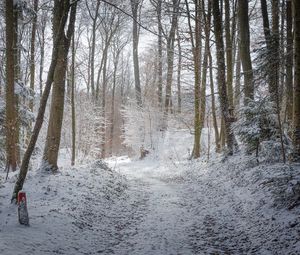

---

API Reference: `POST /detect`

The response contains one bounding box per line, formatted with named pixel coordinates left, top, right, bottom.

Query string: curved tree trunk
left=12, top=0, right=77, bottom=201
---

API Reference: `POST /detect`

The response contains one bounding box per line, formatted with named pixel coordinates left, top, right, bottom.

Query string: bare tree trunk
left=209, top=51, right=220, bottom=152
left=109, top=70, right=117, bottom=157
left=29, top=0, right=39, bottom=113
left=109, top=52, right=119, bottom=156
left=286, top=0, right=293, bottom=123
left=279, top=0, right=285, bottom=106
left=238, top=0, right=254, bottom=100
left=14, top=5, right=22, bottom=165
left=165, top=0, right=180, bottom=114
left=130, top=0, right=142, bottom=106
left=100, top=47, right=109, bottom=159
left=212, top=0, right=235, bottom=155
left=225, top=0, right=234, bottom=107
left=26, top=0, right=39, bottom=146
left=234, top=44, right=241, bottom=107
left=12, top=1, right=77, bottom=201
left=185, top=0, right=201, bottom=158
left=293, top=0, right=300, bottom=160
left=71, top=32, right=76, bottom=166
left=37, top=10, right=46, bottom=97
left=176, top=26, right=182, bottom=113
left=42, top=0, right=77, bottom=171
left=86, top=0, right=101, bottom=100
left=199, top=0, right=211, bottom=152
left=272, top=0, right=286, bottom=162
left=5, top=0, right=18, bottom=173
left=272, top=0, right=280, bottom=99
left=261, top=0, right=279, bottom=102
left=150, top=0, right=163, bottom=107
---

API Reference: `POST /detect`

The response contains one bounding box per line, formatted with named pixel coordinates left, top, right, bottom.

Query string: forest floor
left=1, top=131, right=300, bottom=254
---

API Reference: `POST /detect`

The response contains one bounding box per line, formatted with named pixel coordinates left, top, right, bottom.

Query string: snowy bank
left=0, top=160, right=136, bottom=255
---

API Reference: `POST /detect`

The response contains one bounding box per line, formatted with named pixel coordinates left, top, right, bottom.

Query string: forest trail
left=109, top=159, right=194, bottom=254
left=1, top=157, right=299, bottom=255
left=107, top=157, right=254, bottom=255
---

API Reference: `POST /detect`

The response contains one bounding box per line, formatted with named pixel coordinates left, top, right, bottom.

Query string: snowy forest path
left=1, top=157, right=292, bottom=255
left=109, top=159, right=194, bottom=254
left=107, top=158, right=254, bottom=255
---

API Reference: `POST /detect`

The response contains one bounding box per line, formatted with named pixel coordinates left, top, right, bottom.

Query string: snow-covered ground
left=1, top=129, right=300, bottom=254
left=105, top=155, right=300, bottom=255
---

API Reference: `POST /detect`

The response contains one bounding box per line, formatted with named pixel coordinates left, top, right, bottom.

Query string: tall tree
left=185, top=0, right=202, bottom=158
left=5, top=0, right=18, bottom=173
left=29, top=0, right=39, bottom=113
left=209, top=51, right=220, bottom=152
left=224, top=0, right=234, bottom=107
left=130, top=0, right=143, bottom=106
left=164, top=0, right=181, bottom=114
left=12, top=0, right=77, bottom=200
left=150, top=0, right=163, bottom=107
left=86, top=0, right=101, bottom=100
left=200, top=0, right=211, bottom=140
left=37, top=5, right=48, bottom=96
left=212, top=0, right=235, bottom=155
left=109, top=37, right=127, bottom=156
left=260, top=0, right=279, bottom=102
left=286, top=0, right=293, bottom=122
left=42, top=0, right=77, bottom=171
left=238, top=0, right=254, bottom=100
left=71, top=31, right=76, bottom=166
left=176, top=26, right=182, bottom=113
left=293, top=0, right=300, bottom=159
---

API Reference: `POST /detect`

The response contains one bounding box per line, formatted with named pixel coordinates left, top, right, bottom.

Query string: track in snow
left=106, top=159, right=254, bottom=255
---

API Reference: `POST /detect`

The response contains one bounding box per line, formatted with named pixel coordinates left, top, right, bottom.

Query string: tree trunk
left=293, top=0, right=300, bottom=159
left=29, top=0, right=39, bottom=113
left=5, top=0, right=18, bottom=173
left=176, top=26, right=182, bottom=113
left=12, top=1, right=77, bottom=201
left=42, top=0, right=77, bottom=171
left=286, top=0, right=293, bottom=122
left=150, top=0, right=163, bottom=107
left=165, top=0, right=180, bottom=114
left=212, top=0, right=235, bottom=155
left=86, top=0, right=100, bottom=100
left=101, top=47, right=109, bottom=159
left=272, top=0, right=280, bottom=103
left=185, top=0, right=201, bottom=158
left=27, top=0, right=39, bottom=145
left=238, top=0, right=254, bottom=100
left=71, top=32, right=76, bottom=166
left=261, top=0, right=279, bottom=102
left=225, top=0, right=234, bottom=107
left=130, top=0, right=142, bottom=106
left=209, top=51, right=220, bottom=152
left=199, top=0, right=211, bottom=152
left=235, top=46, right=241, bottom=103
left=38, top=11, right=46, bottom=97
left=109, top=49, right=120, bottom=156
